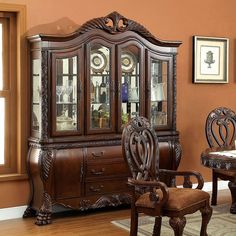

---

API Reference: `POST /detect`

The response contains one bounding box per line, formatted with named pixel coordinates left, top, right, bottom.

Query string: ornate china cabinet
left=24, top=12, right=182, bottom=225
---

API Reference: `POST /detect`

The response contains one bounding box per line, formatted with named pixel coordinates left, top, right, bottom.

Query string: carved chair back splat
left=205, top=107, right=236, bottom=206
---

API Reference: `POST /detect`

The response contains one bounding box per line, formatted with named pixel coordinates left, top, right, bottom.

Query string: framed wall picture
left=193, top=36, right=229, bottom=83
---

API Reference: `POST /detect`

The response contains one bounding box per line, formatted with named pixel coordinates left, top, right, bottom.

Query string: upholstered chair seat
left=136, top=188, right=210, bottom=211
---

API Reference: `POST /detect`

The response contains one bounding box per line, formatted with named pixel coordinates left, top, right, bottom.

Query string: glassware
left=95, top=82, right=100, bottom=103
left=56, top=107, right=74, bottom=130
left=106, top=77, right=110, bottom=103
left=151, top=83, right=165, bottom=102
left=100, top=78, right=107, bottom=103
left=121, top=75, right=129, bottom=102
left=63, top=86, right=73, bottom=102
left=91, top=82, right=95, bottom=102
left=56, top=86, right=65, bottom=102
left=128, top=87, right=139, bottom=102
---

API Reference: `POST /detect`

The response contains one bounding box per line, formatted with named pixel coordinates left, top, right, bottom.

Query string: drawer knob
left=91, top=151, right=104, bottom=158
left=91, top=168, right=105, bottom=175
left=89, top=185, right=104, bottom=192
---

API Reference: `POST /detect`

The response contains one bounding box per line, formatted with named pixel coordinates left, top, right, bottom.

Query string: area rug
left=111, top=204, right=236, bottom=236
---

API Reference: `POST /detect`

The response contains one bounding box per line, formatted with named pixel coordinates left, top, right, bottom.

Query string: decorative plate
left=121, top=51, right=136, bottom=73
left=91, top=50, right=107, bottom=73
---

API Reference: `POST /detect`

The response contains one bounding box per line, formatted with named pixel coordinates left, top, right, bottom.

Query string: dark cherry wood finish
left=205, top=107, right=236, bottom=206
left=24, top=12, right=182, bottom=225
left=122, top=116, right=212, bottom=236
left=201, top=146, right=236, bottom=213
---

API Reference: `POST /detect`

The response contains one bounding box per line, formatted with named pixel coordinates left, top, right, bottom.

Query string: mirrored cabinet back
left=24, top=11, right=182, bottom=225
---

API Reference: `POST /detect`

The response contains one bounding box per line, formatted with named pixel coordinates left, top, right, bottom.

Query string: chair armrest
left=159, top=169, right=204, bottom=189
left=127, top=178, right=169, bottom=207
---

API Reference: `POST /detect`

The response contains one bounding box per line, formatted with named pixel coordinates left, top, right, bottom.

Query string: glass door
left=118, top=43, right=145, bottom=131
left=150, top=59, right=168, bottom=127
left=147, top=51, right=173, bottom=130
left=51, top=49, right=84, bottom=135
left=87, top=41, right=115, bottom=134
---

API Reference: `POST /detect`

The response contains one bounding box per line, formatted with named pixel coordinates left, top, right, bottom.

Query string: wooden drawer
left=85, top=179, right=128, bottom=196
left=86, top=146, right=122, bottom=161
left=86, top=161, right=129, bottom=179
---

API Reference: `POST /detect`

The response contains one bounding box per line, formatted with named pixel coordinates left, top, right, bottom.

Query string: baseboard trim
left=0, top=181, right=230, bottom=221
left=202, top=180, right=229, bottom=192
left=0, top=205, right=27, bottom=221
left=178, top=180, right=229, bottom=192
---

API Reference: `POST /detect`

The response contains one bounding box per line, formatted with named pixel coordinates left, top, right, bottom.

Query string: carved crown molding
left=32, top=12, right=181, bottom=48
left=77, top=11, right=181, bottom=47
left=79, top=11, right=152, bottom=36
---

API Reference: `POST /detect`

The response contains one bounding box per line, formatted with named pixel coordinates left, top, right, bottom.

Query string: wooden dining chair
left=122, top=116, right=212, bottom=236
left=205, top=107, right=236, bottom=205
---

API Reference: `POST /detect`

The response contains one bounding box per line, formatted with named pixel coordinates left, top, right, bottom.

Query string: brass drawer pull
left=91, top=151, right=104, bottom=158
left=89, top=185, right=104, bottom=192
left=91, top=168, right=105, bottom=175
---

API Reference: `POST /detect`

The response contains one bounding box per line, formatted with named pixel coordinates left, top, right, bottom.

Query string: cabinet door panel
left=54, top=148, right=84, bottom=199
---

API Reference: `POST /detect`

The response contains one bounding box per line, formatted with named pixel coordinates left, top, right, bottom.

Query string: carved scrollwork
left=23, top=206, right=37, bottom=218
left=39, top=149, right=53, bottom=182
left=77, top=12, right=181, bottom=47
left=78, top=11, right=154, bottom=37
left=41, top=50, right=49, bottom=141
left=79, top=194, right=131, bottom=211
left=173, top=55, right=177, bottom=130
left=174, top=141, right=182, bottom=169
left=169, top=217, right=186, bottom=235
left=206, top=107, right=236, bottom=147
left=29, top=139, right=121, bottom=150
left=122, top=116, right=159, bottom=179
left=201, top=157, right=236, bottom=170
left=79, top=200, right=91, bottom=210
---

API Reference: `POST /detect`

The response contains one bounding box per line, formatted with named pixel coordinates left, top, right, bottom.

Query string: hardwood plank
left=0, top=189, right=231, bottom=236
left=0, top=207, right=130, bottom=236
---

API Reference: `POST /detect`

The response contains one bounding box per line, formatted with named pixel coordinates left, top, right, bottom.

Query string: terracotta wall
left=1, top=0, right=236, bottom=208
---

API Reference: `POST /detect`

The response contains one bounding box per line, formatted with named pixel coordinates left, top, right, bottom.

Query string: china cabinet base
left=24, top=143, right=131, bottom=225
left=24, top=135, right=180, bottom=225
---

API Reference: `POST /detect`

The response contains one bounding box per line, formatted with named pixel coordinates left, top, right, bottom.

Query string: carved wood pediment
left=76, top=11, right=181, bottom=47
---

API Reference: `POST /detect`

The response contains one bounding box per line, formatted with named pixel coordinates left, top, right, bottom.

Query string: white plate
left=121, top=52, right=136, bottom=73
left=91, top=50, right=107, bottom=73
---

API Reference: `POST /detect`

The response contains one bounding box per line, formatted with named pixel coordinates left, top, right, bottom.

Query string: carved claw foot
left=230, top=202, right=236, bottom=214
left=228, top=181, right=236, bottom=214
left=23, top=206, right=36, bottom=218
left=35, top=210, right=52, bottom=226
left=169, top=217, right=186, bottom=236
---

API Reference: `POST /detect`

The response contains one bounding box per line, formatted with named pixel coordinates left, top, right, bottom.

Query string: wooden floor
left=0, top=189, right=231, bottom=236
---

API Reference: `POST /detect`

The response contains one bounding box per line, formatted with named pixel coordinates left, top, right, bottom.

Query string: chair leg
left=200, top=203, right=212, bottom=236
left=130, top=208, right=138, bottom=236
left=169, top=217, right=186, bottom=236
left=152, top=216, right=162, bottom=236
left=211, top=170, right=217, bottom=205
